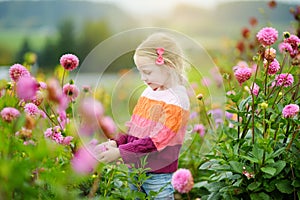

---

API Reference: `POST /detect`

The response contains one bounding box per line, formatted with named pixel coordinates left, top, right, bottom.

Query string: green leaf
left=292, top=180, right=300, bottom=187
left=275, top=180, right=293, bottom=194
left=239, top=96, right=252, bottom=111
left=231, top=91, right=243, bottom=103
left=241, top=155, right=259, bottom=163
left=261, top=167, right=276, bottom=176
left=229, top=161, right=244, bottom=173
left=193, top=181, right=208, bottom=188
left=269, top=160, right=286, bottom=176
left=252, top=144, right=264, bottom=161
left=205, top=182, right=226, bottom=192
left=250, top=192, right=271, bottom=200
left=270, top=147, right=285, bottom=158
left=247, top=181, right=262, bottom=191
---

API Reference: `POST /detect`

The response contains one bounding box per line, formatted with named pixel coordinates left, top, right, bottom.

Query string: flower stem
left=88, top=173, right=101, bottom=198
left=200, top=99, right=213, bottom=130
left=266, top=54, right=287, bottom=99
left=283, top=120, right=290, bottom=144
left=61, top=69, right=66, bottom=88
left=286, top=126, right=299, bottom=151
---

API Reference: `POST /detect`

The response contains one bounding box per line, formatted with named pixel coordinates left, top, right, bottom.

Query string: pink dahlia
left=283, top=34, right=300, bottom=57
left=63, top=83, right=79, bottom=102
left=171, top=168, right=194, bottom=193
left=60, top=54, right=79, bottom=71
left=264, top=58, right=280, bottom=75
left=62, top=136, right=73, bottom=145
left=282, top=104, right=299, bottom=118
left=9, top=64, right=30, bottom=82
left=24, top=103, right=40, bottom=117
left=71, top=141, right=98, bottom=174
left=16, top=76, right=39, bottom=101
left=234, top=67, right=252, bottom=85
left=275, top=73, right=294, bottom=87
left=99, top=116, right=117, bottom=139
left=44, top=126, right=64, bottom=144
left=79, top=97, right=104, bottom=121
left=193, top=124, right=205, bottom=137
left=250, top=83, right=260, bottom=96
left=1, top=107, right=20, bottom=122
left=279, top=42, right=293, bottom=54
left=256, top=27, right=278, bottom=46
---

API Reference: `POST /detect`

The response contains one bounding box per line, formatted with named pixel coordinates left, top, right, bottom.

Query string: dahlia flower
left=9, top=64, right=30, bottom=82
left=193, top=124, right=205, bottom=137
left=264, top=58, right=280, bottom=75
left=274, top=73, right=294, bottom=87
left=63, top=83, right=79, bottom=102
left=282, top=104, right=299, bottom=118
left=1, top=107, right=20, bottom=122
left=172, top=168, right=194, bottom=193
left=16, top=76, right=39, bottom=101
left=256, top=27, right=278, bottom=46
left=60, top=54, right=79, bottom=71
left=234, top=67, right=252, bottom=85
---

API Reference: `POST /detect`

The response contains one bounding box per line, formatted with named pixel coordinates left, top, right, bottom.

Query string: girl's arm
left=118, top=136, right=157, bottom=163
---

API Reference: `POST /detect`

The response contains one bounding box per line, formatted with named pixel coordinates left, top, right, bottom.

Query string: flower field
left=0, top=2, right=300, bottom=200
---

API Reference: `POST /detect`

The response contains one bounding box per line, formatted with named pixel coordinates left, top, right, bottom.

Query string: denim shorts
left=129, top=172, right=174, bottom=200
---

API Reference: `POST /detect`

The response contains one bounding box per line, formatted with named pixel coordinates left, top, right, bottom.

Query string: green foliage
left=191, top=23, right=300, bottom=200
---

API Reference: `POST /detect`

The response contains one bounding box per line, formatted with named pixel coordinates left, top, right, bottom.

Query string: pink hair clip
left=156, top=47, right=164, bottom=65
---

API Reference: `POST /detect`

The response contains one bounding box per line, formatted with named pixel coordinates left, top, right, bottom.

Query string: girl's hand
left=94, top=140, right=117, bottom=154
left=97, top=145, right=120, bottom=163
left=107, top=140, right=117, bottom=148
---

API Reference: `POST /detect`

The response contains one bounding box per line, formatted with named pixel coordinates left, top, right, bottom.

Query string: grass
left=0, top=29, right=51, bottom=53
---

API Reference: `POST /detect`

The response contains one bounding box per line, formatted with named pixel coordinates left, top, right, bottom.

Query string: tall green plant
left=194, top=25, right=300, bottom=200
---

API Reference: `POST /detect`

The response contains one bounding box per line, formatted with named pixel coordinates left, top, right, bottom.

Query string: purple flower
left=63, top=83, right=79, bottom=102
left=193, top=124, right=205, bottom=137
left=60, top=54, right=79, bottom=71
left=171, top=168, right=194, bottom=193
left=189, top=111, right=198, bottom=119
left=16, top=76, right=39, bottom=101
left=24, top=103, right=40, bottom=117
left=256, top=27, right=278, bottom=46
left=274, top=73, right=294, bottom=87
left=282, top=104, right=299, bottom=118
left=234, top=67, right=252, bottom=85
left=264, top=58, right=280, bottom=75
left=9, top=64, right=30, bottom=82
left=1, top=107, right=20, bottom=122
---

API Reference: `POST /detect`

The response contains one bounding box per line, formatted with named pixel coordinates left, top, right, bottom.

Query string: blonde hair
left=134, top=32, right=186, bottom=84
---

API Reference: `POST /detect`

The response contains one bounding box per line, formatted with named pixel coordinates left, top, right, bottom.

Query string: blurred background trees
left=0, top=0, right=298, bottom=72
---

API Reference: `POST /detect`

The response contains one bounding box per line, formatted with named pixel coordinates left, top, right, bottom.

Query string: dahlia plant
left=0, top=53, right=153, bottom=199
left=194, top=26, right=300, bottom=199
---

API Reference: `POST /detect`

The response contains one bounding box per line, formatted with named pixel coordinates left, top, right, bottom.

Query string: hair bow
left=155, top=47, right=164, bottom=65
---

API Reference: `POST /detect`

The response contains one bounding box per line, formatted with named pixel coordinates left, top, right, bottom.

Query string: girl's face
left=135, top=55, right=170, bottom=91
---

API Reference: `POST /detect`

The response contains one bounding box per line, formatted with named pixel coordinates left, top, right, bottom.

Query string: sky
left=91, top=0, right=300, bottom=15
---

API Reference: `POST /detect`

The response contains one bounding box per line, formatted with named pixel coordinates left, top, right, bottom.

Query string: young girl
left=96, top=32, right=190, bottom=199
